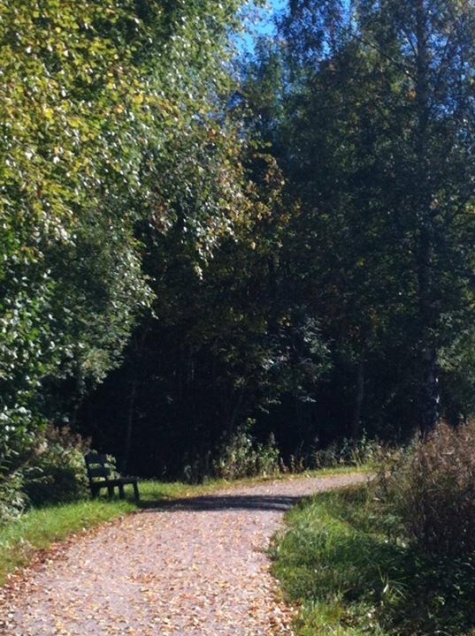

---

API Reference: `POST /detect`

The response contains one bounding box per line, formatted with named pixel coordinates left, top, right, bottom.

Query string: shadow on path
left=140, top=493, right=309, bottom=514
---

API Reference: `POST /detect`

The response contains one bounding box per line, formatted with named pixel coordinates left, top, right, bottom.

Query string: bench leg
left=118, top=483, right=125, bottom=499
left=91, top=485, right=100, bottom=499
left=107, top=484, right=114, bottom=498
left=133, top=482, right=140, bottom=501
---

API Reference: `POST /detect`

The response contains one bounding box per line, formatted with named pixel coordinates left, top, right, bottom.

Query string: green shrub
left=311, top=433, right=382, bottom=471
left=375, top=421, right=475, bottom=557
left=22, top=426, right=91, bottom=506
left=213, top=421, right=280, bottom=480
left=0, top=413, right=44, bottom=524
left=0, top=469, right=27, bottom=525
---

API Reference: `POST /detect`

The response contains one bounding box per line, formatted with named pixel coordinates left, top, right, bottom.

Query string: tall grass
left=273, top=424, right=475, bottom=635
left=272, top=488, right=404, bottom=636
left=377, top=421, right=475, bottom=556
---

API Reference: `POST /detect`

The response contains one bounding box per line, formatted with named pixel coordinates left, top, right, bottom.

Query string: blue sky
left=254, top=0, right=287, bottom=33
left=258, top=0, right=287, bottom=28
left=237, top=0, right=287, bottom=53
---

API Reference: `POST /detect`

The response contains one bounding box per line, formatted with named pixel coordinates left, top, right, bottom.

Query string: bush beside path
left=0, top=473, right=368, bottom=636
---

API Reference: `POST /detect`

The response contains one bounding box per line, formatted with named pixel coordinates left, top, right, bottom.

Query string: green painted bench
left=85, top=452, right=140, bottom=501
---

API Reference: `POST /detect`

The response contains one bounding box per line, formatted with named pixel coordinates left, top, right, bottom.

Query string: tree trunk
left=351, top=359, right=365, bottom=440
left=123, top=326, right=149, bottom=472
left=415, top=0, right=439, bottom=436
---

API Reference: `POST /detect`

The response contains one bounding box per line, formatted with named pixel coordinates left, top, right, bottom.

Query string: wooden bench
left=85, top=452, right=140, bottom=501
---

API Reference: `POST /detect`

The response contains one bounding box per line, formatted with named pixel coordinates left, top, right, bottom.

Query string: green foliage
left=0, top=0, right=254, bottom=485
left=77, top=144, right=333, bottom=478
left=213, top=420, right=280, bottom=480
left=10, top=0, right=475, bottom=486
left=247, top=0, right=475, bottom=439
left=313, top=434, right=383, bottom=470
left=22, top=426, right=91, bottom=507
left=0, top=470, right=27, bottom=526
left=0, top=0, right=156, bottom=473
left=284, top=435, right=383, bottom=474
left=0, top=423, right=92, bottom=524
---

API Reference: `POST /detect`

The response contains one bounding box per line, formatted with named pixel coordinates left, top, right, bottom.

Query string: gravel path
left=0, top=473, right=368, bottom=636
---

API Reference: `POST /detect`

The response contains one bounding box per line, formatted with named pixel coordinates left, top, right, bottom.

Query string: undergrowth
left=377, top=421, right=475, bottom=557
left=273, top=422, right=475, bottom=635
left=213, top=421, right=281, bottom=480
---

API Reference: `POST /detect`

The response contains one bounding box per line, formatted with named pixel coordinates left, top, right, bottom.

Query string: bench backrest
left=85, top=453, right=112, bottom=482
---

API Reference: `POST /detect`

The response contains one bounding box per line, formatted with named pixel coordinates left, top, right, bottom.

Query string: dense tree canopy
left=0, top=0, right=260, bottom=480
left=262, top=0, right=475, bottom=438
left=3, top=0, right=475, bottom=495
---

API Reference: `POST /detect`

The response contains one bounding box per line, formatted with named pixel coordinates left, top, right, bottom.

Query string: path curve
left=0, top=473, right=368, bottom=636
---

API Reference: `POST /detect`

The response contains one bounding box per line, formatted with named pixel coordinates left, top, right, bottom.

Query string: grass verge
left=271, top=486, right=475, bottom=635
